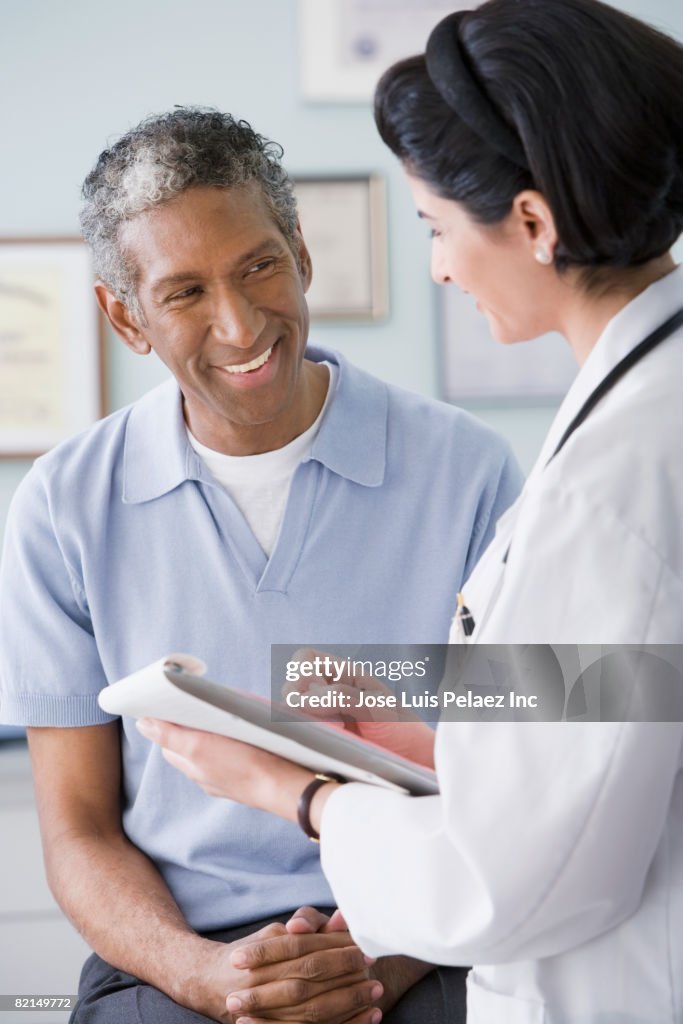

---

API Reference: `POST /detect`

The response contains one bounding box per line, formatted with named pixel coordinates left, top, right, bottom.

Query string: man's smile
left=221, top=343, right=274, bottom=374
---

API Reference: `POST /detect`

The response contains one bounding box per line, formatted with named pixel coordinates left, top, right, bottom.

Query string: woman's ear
left=512, top=190, right=559, bottom=265
left=95, top=283, right=151, bottom=355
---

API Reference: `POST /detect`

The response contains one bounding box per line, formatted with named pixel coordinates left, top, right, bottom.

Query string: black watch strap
left=297, top=773, right=346, bottom=843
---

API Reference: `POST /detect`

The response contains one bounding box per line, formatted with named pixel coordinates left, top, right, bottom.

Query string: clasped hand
left=203, top=906, right=383, bottom=1024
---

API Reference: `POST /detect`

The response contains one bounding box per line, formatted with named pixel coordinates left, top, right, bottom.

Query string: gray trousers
left=70, top=910, right=467, bottom=1024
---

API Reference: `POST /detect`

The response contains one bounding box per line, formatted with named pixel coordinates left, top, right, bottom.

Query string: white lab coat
left=321, top=266, right=683, bottom=1022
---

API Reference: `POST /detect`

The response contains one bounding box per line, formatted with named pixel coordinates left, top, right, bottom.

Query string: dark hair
left=80, top=107, right=298, bottom=318
left=375, top=0, right=683, bottom=276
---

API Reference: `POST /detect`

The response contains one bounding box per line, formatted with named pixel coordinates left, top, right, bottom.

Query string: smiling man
left=0, top=108, right=522, bottom=1024
left=109, top=181, right=326, bottom=457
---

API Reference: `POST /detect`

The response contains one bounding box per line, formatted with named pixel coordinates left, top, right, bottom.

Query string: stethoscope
left=546, top=305, right=683, bottom=466
left=455, top=305, right=683, bottom=638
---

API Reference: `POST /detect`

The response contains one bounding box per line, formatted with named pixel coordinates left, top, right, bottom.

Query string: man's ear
left=294, top=222, right=313, bottom=293
left=95, top=283, right=151, bottom=355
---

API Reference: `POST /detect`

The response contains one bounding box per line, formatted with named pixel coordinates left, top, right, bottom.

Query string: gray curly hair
left=79, top=107, right=299, bottom=321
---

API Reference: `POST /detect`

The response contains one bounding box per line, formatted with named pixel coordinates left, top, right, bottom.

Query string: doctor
left=137, top=0, right=683, bottom=1020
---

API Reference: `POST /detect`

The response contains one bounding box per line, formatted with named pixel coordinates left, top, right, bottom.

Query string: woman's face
left=405, top=172, right=557, bottom=344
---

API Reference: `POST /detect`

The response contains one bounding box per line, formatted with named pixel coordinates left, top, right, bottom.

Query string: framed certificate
left=294, top=175, right=388, bottom=320
left=299, top=0, right=472, bottom=102
left=439, top=286, right=578, bottom=402
left=0, top=238, right=105, bottom=457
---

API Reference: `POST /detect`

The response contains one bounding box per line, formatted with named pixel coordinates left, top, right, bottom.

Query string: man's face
left=117, top=184, right=315, bottom=453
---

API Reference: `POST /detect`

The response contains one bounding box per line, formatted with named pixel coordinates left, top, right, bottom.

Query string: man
left=0, top=108, right=522, bottom=1023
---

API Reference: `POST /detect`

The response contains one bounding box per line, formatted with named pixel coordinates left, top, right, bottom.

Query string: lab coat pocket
left=466, top=971, right=546, bottom=1024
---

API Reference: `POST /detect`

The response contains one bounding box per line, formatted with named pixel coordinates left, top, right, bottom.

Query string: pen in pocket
left=455, top=592, right=476, bottom=638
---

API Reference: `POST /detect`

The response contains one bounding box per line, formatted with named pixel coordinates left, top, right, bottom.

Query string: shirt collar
left=122, top=378, right=202, bottom=504
left=305, top=345, right=387, bottom=487
left=532, top=264, right=683, bottom=475
left=121, top=345, right=387, bottom=504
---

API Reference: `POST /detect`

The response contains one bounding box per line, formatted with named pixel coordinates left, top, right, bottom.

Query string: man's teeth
left=223, top=346, right=273, bottom=374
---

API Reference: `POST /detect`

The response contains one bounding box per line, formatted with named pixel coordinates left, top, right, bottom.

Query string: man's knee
left=70, top=953, right=213, bottom=1024
left=382, top=965, right=468, bottom=1024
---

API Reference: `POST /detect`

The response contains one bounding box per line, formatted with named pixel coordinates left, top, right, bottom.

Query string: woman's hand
left=136, top=718, right=314, bottom=819
left=283, top=648, right=436, bottom=769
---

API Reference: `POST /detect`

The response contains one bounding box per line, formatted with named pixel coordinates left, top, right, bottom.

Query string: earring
left=535, top=246, right=552, bottom=266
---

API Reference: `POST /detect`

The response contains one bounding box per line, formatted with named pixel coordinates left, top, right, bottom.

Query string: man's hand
left=288, top=907, right=435, bottom=1017
left=369, top=954, right=434, bottom=1017
left=226, top=907, right=433, bottom=1022
left=198, top=915, right=382, bottom=1024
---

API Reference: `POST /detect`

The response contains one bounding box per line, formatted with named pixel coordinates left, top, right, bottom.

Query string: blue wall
left=1, top=0, right=682, bottom=536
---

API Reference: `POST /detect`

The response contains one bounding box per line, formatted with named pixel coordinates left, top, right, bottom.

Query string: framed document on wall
left=439, top=286, right=578, bottom=402
left=294, top=175, right=388, bottom=320
left=0, top=238, right=105, bottom=457
left=299, top=0, right=473, bottom=102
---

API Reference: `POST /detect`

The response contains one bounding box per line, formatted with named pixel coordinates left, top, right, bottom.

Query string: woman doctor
left=138, top=0, right=683, bottom=1020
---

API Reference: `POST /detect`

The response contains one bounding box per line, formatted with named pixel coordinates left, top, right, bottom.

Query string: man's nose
left=211, top=288, right=267, bottom=347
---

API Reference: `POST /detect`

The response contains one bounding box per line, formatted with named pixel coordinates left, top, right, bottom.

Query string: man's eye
left=430, top=228, right=442, bottom=239
left=247, top=259, right=275, bottom=275
left=169, top=286, right=201, bottom=301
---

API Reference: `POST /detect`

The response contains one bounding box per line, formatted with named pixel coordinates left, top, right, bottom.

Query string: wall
left=1, top=0, right=682, bottom=537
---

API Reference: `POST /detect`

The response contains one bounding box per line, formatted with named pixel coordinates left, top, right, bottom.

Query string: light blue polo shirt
left=0, top=345, right=522, bottom=930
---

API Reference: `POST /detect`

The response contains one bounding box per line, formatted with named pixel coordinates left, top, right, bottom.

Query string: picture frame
left=0, top=238, right=105, bottom=458
left=439, top=286, right=578, bottom=403
left=299, top=0, right=472, bottom=103
left=294, top=175, right=389, bottom=320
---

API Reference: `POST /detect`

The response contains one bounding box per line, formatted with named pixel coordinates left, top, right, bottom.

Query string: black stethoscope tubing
left=547, top=306, right=683, bottom=466
left=500, top=306, right=683, bottom=567
left=457, top=305, right=683, bottom=632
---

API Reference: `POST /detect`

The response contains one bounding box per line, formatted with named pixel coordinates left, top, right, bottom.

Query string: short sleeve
left=0, top=466, right=114, bottom=726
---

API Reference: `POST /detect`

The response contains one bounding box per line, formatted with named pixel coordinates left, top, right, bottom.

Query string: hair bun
left=425, top=12, right=528, bottom=169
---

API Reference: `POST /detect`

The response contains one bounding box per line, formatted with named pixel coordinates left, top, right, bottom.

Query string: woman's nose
left=431, top=247, right=452, bottom=285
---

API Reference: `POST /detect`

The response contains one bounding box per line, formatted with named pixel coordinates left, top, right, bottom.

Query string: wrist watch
left=297, top=772, right=346, bottom=842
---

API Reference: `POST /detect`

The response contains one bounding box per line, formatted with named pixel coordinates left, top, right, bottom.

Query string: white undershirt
left=187, top=363, right=336, bottom=557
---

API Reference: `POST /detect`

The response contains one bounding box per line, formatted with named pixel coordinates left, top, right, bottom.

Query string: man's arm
left=138, top=722, right=440, bottom=1015
left=27, top=723, right=381, bottom=1023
